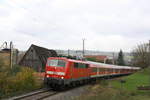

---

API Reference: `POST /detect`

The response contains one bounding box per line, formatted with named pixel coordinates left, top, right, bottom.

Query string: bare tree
left=131, top=42, right=150, bottom=68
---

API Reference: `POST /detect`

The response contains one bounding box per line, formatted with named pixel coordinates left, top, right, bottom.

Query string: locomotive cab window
left=47, top=59, right=66, bottom=67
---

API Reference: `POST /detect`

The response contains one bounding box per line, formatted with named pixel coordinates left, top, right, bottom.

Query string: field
left=75, top=68, right=150, bottom=100
left=0, top=54, right=43, bottom=99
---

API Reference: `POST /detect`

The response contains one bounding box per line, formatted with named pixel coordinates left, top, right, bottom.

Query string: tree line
left=117, top=41, right=150, bottom=68
left=131, top=41, right=150, bottom=68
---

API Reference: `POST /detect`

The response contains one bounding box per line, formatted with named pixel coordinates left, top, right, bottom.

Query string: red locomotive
left=44, top=57, right=140, bottom=89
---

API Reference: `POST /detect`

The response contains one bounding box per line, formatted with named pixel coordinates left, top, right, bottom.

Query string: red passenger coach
left=44, top=57, right=140, bottom=89
left=88, top=61, right=139, bottom=79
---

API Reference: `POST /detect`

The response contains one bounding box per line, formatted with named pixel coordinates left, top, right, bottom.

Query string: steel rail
left=37, top=92, right=58, bottom=100
left=10, top=88, right=51, bottom=100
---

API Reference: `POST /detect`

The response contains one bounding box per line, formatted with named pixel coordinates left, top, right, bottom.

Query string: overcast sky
left=0, top=0, right=150, bottom=52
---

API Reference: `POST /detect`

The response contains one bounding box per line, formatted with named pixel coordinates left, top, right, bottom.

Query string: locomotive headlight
left=61, top=77, right=64, bottom=79
left=46, top=75, right=49, bottom=78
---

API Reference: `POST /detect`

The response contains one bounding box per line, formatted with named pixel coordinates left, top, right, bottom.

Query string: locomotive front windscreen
left=47, top=59, right=66, bottom=67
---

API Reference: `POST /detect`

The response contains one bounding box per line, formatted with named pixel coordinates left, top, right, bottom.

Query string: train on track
left=44, top=57, right=140, bottom=89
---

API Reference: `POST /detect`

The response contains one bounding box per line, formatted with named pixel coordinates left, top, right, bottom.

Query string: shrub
left=9, top=65, right=21, bottom=75
left=0, top=66, right=41, bottom=98
left=14, top=67, right=37, bottom=90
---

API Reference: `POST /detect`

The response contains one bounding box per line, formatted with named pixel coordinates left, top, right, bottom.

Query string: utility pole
left=68, top=49, right=70, bottom=56
left=148, top=40, right=150, bottom=85
left=10, top=41, right=13, bottom=69
left=149, top=40, right=150, bottom=67
left=82, top=38, right=85, bottom=57
left=104, top=58, right=107, bottom=64
left=112, top=52, right=115, bottom=65
left=149, top=40, right=150, bottom=54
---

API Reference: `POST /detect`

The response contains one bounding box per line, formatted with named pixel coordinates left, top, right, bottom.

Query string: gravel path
left=44, top=85, right=90, bottom=100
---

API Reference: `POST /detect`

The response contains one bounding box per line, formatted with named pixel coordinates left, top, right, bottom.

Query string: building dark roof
left=31, top=44, right=57, bottom=66
left=19, top=44, right=57, bottom=67
left=0, top=48, right=10, bottom=53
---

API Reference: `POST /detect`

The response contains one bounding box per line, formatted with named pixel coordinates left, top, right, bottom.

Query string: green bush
left=9, top=65, right=21, bottom=75
left=0, top=58, right=42, bottom=99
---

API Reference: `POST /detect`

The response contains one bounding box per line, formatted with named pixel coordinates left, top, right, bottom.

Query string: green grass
left=75, top=68, right=150, bottom=100
left=111, top=68, right=150, bottom=91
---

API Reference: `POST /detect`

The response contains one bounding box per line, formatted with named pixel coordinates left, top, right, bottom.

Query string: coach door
left=70, top=62, right=74, bottom=79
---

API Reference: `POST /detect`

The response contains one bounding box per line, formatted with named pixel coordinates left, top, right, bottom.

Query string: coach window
left=100, top=68, right=104, bottom=72
left=74, top=63, right=79, bottom=68
left=74, top=63, right=89, bottom=68
left=86, top=64, right=89, bottom=68
left=92, top=68, right=97, bottom=72
left=78, top=63, right=85, bottom=68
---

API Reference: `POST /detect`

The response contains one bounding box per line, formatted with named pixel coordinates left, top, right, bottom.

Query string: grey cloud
left=0, top=0, right=150, bottom=52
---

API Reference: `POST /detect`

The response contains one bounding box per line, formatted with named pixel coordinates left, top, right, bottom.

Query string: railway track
left=9, top=88, right=58, bottom=100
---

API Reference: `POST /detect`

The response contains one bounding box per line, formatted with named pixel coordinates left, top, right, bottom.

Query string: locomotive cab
left=44, top=57, right=69, bottom=87
left=44, top=57, right=91, bottom=88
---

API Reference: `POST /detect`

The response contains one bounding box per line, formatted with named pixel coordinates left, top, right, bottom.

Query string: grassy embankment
left=0, top=55, right=43, bottom=99
left=75, top=68, right=150, bottom=100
